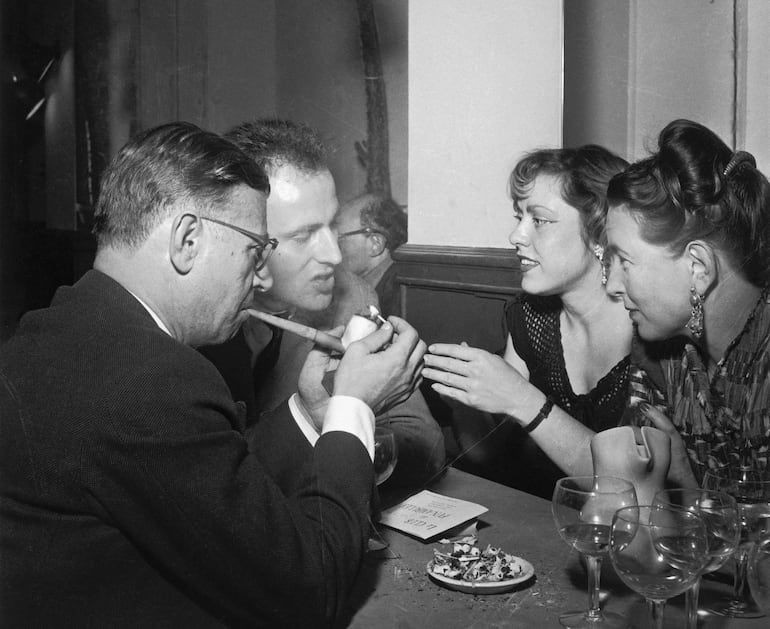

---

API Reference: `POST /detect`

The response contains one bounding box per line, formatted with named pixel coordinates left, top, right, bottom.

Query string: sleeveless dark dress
left=503, top=293, right=629, bottom=498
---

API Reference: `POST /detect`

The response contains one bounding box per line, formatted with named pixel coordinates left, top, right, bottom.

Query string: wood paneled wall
left=392, top=243, right=521, bottom=467
left=394, top=243, right=521, bottom=352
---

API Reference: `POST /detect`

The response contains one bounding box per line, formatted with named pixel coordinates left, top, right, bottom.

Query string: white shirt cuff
left=288, top=393, right=375, bottom=461
left=288, top=394, right=321, bottom=447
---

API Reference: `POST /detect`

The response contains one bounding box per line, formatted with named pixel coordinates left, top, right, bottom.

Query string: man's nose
left=317, top=227, right=342, bottom=265
left=253, top=263, right=274, bottom=293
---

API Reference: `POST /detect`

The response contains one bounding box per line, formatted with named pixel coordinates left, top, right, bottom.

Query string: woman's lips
left=517, top=256, right=538, bottom=271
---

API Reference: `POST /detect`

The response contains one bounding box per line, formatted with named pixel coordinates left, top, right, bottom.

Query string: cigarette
left=246, top=309, right=345, bottom=354
left=367, top=305, right=388, bottom=326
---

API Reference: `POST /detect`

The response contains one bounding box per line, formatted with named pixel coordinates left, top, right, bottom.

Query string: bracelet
left=524, top=397, right=554, bottom=433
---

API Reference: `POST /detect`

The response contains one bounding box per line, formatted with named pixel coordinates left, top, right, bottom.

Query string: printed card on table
left=378, top=490, right=488, bottom=541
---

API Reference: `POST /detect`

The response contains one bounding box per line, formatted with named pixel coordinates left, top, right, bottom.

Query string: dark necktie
left=252, top=323, right=284, bottom=391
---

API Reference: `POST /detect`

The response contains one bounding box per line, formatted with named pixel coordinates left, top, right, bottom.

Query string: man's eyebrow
left=286, top=222, right=325, bottom=236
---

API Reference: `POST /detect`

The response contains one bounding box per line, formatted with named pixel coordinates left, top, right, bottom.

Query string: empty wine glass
left=610, top=505, right=708, bottom=629
left=368, top=427, right=399, bottom=552
left=702, top=465, right=770, bottom=618
left=373, top=427, right=398, bottom=485
left=652, top=488, right=739, bottom=629
left=552, top=476, right=637, bottom=628
left=748, top=536, right=770, bottom=614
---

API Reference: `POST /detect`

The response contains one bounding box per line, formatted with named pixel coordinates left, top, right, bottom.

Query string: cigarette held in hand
left=246, top=309, right=345, bottom=354
left=368, top=305, right=388, bottom=326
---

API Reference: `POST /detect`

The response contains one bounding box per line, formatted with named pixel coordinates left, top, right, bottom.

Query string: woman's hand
left=423, top=342, right=534, bottom=417
left=639, top=403, right=699, bottom=489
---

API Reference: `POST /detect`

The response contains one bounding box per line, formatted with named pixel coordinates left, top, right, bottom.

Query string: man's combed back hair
left=358, top=193, right=408, bottom=250
left=607, top=118, right=770, bottom=287
left=93, top=122, right=269, bottom=249
left=224, top=118, right=328, bottom=176
left=509, top=145, right=629, bottom=247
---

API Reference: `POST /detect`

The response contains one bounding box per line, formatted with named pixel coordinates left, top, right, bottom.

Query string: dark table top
left=341, top=467, right=768, bottom=628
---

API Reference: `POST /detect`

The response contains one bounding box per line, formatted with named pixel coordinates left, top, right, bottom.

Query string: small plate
left=426, top=557, right=535, bottom=594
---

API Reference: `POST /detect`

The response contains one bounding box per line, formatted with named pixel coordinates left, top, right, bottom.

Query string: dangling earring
left=686, top=286, right=704, bottom=339
left=593, top=244, right=607, bottom=286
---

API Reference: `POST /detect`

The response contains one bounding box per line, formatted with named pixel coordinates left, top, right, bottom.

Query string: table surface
left=340, top=467, right=768, bottom=629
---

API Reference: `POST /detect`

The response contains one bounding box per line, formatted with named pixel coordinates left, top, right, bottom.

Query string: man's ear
left=686, top=240, right=717, bottom=295
left=367, top=232, right=386, bottom=257
left=169, top=213, right=202, bottom=274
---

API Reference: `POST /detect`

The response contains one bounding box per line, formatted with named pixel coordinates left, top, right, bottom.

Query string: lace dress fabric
left=501, top=294, right=630, bottom=497
left=507, top=294, right=630, bottom=430
left=627, top=290, right=770, bottom=484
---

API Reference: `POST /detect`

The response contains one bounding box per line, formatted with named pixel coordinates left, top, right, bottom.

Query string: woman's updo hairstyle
left=509, top=145, right=628, bottom=247
left=607, top=119, right=770, bottom=287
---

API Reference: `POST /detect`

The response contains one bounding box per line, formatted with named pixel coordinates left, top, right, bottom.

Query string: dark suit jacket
left=201, top=268, right=446, bottom=491
left=374, top=261, right=401, bottom=318
left=0, top=270, right=373, bottom=628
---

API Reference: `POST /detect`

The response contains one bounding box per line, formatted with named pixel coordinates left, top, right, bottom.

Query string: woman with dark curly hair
left=604, top=118, right=770, bottom=487
left=424, top=145, right=631, bottom=498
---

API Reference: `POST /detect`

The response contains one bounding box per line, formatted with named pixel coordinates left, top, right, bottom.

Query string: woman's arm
left=423, top=338, right=596, bottom=477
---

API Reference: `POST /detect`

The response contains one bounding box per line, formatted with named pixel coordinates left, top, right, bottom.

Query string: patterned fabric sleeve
left=623, top=334, right=671, bottom=426
left=624, top=292, right=770, bottom=480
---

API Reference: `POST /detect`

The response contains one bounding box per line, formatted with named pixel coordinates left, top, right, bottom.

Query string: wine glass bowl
left=609, top=505, right=709, bottom=629
left=748, top=537, right=770, bottom=614
left=373, top=427, right=397, bottom=486
left=652, top=488, right=740, bottom=629
left=552, top=475, right=637, bottom=628
left=368, top=427, right=399, bottom=552
left=702, top=465, right=770, bottom=618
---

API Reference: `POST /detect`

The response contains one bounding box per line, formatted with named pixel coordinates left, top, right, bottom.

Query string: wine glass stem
left=685, top=578, right=701, bottom=629
left=646, top=599, right=666, bottom=629
left=585, top=554, right=603, bottom=620
left=733, top=549, right=752, bottom=604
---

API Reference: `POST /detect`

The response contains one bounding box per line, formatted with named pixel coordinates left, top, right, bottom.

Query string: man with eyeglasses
left=0, top=122, right=426, bottom=628
left=336, top=191, right=408, bottom=318
left=199, top=215, right=278, bottom=275
left=200, top=119, right=445, bottom=492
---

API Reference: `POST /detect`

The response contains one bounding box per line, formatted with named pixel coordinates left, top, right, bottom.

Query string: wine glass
left=369, top=427, right=398, bottom=551
left=552, top=475, right=637, bottom=628
left=373, top=427, right=398, bottom=485
left=609, top=505, right=709, bottom=629
left=652, top=488, right=739, bottom=629
left=702, top=465, right=770, bottom=618
left=748, top=536, right=770, bottom=614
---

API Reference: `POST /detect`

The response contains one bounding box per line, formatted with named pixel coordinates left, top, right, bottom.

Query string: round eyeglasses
left=200, top=216, right=278, bottom=272
left=337, top=227, right=382, bottom=240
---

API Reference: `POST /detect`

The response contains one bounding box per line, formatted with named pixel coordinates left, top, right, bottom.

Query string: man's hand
left=297, top=326, right=343, bottom=430
left=333, top=316, right=425, bottom=415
